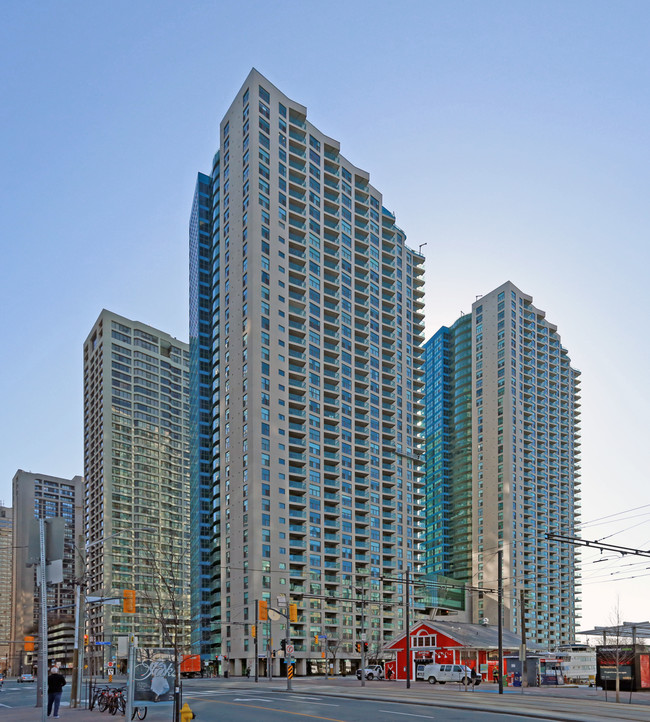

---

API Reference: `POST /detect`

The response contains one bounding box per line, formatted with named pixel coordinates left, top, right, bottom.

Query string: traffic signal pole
left=285, top=612, right=292, bottom=692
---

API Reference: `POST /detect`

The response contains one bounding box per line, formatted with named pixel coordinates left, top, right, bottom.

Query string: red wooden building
left=383, top=620, right=524, bottom=682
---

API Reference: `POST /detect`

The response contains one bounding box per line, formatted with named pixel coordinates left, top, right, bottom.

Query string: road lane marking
left=0, top=703, right=12, bottom=708
left=378, top=711, right=434, bottom=719
left=203, top=699, right=346, bottom=721
left=273, top=698, right=339, bottom=706
left=234, top=697, right=275, bottom=701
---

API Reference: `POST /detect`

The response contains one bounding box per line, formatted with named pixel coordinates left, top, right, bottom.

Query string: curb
left=262, top=686, right=650, bottom=722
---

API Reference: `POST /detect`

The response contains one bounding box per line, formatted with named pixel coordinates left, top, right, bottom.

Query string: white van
left=421, top=663, right=480, bottom=685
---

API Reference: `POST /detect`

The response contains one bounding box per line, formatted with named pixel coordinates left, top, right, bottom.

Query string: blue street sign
left=95, top=641, right=111, bottom=645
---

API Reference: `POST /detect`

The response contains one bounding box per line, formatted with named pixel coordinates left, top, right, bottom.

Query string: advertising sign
left=640, top=655, right=650, bottom=689
left=133, top=648, right=176, bottom=707
left=596, top=646, right=635, bottom=683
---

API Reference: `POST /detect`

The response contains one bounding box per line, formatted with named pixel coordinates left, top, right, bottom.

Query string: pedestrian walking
left=246, top=666, right=251, bottom=679
left=47, top=666, right=66, bottom=718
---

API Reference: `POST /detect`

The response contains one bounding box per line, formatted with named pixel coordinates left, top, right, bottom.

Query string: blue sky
left=1, top=0, right=648, bottom=631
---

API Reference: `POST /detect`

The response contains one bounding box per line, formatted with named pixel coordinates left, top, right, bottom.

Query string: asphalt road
left=0, top=679, right=539, bottom=721
left=181, top=687, right=545, bottom=721
left=4, top=676, right=648, bottom=722
left=0, top=678, right=47, bottom=708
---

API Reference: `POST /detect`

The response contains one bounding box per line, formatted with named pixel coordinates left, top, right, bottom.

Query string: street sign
left=106, top=661, right=115, bottom=668
left=286, top=644, right=294, bottom=655
left=95, top=641, right=111, bottom=646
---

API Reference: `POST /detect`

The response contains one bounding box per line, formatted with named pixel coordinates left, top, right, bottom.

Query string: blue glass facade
left=189, top=172, right=215, bottom=657
left=424, top=315, right=472, bottom=584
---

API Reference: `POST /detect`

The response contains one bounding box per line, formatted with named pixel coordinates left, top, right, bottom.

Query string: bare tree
left=367, top=638, right=385, bottom=666
left=599, top=599, right=634, bottom=703
left=326, top=638, right=343, bottom=675
left=137, top=542, right=190, bottom=722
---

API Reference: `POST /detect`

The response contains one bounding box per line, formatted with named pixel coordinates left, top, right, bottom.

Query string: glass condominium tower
left=189, top=69, right=427, bottom=674
left=425, top=282, right=581, bottom=647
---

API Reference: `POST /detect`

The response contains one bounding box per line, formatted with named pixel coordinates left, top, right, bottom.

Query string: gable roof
left=385, top=619, right=531, bottom=651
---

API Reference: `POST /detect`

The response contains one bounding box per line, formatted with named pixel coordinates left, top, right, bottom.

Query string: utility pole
left=38, top=519, right=48, bottom=721
left=497, top=549, right=503, bottom=695
left=519, top=588, right=527, bottom=688
left=360, top=586, right=366, bottom=688
left=406, top=568, right=411, bottom=690
left=70, top=534, right=85, bottom=708
left=70, top=582, right=82, bottom=706
left=267, top=618, right=272, bottom=680
left=254, top=601, right=259, bottom=683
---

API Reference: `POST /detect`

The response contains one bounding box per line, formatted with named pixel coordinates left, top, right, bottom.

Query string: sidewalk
left=1, top=707, right=104, bottom=722
left=281, top=677, right=650, bottom=722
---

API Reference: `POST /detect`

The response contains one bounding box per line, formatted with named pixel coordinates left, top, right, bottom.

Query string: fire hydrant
left=180, top=702, right=196, bottom=721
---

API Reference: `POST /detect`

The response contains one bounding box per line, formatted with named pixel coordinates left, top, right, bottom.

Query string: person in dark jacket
left=47, top=666, right=66, bottom=718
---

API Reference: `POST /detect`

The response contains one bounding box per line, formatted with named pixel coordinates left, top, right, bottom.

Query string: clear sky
left=1, top=0, right=648, bottom=633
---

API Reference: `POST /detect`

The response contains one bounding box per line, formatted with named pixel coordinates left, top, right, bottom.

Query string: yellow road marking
left=185, top=697, right=346, bottom=721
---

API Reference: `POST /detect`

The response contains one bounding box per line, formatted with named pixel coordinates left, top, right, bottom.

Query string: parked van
left=421, top=663, right=480, bottom=685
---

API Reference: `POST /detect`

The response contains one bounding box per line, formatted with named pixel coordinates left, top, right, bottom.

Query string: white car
left=356, top=665, right=384, bottom=680
left=18, top=673, right=35, bottom=683
left=422, top=663, right=480, bottom=685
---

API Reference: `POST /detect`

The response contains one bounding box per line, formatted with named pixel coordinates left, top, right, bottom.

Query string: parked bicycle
left=89, top=684, right=147, bottom=718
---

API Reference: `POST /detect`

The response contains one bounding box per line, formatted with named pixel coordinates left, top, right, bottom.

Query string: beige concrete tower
left=83, top=310, right=190, bottom=670
left=471, top=282, right=581, bottom=647
left=190, top=69, right=427, bottom=674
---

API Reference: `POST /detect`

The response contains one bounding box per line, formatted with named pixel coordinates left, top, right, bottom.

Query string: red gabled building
left=383, top=620, right=524, bottom=681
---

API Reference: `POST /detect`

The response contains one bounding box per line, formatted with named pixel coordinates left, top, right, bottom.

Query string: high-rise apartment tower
left=9, top=470, right=83, bottom=674
left=83, top=310, right=190, bottom=668
left=189, top=69, right=427, bottom=673
left=425, top=282, right=581, bottom=647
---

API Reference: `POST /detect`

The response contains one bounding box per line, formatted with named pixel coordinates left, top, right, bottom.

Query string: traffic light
left=280, top=639, right=287, bottom=652
left=364, top=642, right=369, bottom=652
left=123, top=589, right=136, bottom=613
left=258, top=599, right=268, bottom=621
left=251, top=625, right=256, bottom=638
left=314, top=634, right=319, bottom=645
left=24, top=636, right=34, bottom=652
left=355, top=642, right=361, bottom=653
left=84, top=634, right=89, bottom=644
left=289, top=603, right=297, bottom=622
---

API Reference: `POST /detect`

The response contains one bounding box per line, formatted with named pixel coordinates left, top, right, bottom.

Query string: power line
left=545, top=533, right=650, bottom=559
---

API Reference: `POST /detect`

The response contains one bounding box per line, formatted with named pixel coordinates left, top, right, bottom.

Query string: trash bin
left=513, top=672, right=522, bottom=687
left=224, top=670, right=228, bottom=678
